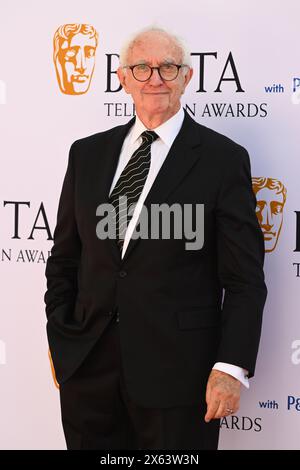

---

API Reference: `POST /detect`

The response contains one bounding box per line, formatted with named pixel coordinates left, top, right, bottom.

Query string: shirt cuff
left=213, top=362, right=249, bottom=389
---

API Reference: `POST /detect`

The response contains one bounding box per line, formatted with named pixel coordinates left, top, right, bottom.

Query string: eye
left=161, top=64, right=174, bottom=70
left=85, top=47, right=95, bottom=58
left=255, top=201, right=264, bottom=212
left=136, top=64, right=148, bottom=70
left=64, top=49, right=77, bottom=59
left=272, top=204, right=283, bottom=215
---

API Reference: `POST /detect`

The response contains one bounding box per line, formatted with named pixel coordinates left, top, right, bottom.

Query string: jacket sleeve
left=44, top=142, right=81, bottom=326
left=215, top=146, right=267, bottom=377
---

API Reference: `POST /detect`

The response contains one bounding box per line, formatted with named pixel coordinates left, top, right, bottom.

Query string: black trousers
left=59, top=316, right=220, bottom=450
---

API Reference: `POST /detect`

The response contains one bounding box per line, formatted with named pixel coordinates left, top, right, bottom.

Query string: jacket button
left=119, top=270, right=127, bottom=278
left=108, top=311, right=113, bottom=316
left=116, top=314, right=120, bottom=323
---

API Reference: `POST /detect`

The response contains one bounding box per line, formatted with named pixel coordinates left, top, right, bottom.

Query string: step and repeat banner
left=0, top=0, right=299, bottom=449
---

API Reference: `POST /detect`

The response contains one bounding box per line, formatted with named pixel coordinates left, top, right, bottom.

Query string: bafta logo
left=53, top=24, right=98, bottom=95
left=252, top=177, right=287, bottom=253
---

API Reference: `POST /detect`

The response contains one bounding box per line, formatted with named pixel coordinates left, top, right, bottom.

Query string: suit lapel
left=122, top=112, right=204, bottom=263
left=93, top=117, right=135, bottom=262
left=96, top=118, right=136, bottom=205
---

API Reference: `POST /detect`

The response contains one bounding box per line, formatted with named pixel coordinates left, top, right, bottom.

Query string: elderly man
left=45, top=26, right=267, bottom=450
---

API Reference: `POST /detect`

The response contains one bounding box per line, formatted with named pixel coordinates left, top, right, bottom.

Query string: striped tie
left=109, top=130, right=159, bottom=251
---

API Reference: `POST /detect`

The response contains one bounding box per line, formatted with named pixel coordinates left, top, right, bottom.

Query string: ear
left=183, top=67, right=193, bottom=90
left=117, top=67, right=130, bottom=94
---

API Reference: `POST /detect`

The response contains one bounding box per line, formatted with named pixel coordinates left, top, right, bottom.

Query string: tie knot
left=141, top=130, right=159, bottom=144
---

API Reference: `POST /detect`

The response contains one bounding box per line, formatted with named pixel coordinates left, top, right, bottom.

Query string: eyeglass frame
left=122, top=63, right=189, bottom=82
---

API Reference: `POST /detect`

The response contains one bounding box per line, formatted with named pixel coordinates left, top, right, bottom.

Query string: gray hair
left=119, top=26, right=192, bottom=68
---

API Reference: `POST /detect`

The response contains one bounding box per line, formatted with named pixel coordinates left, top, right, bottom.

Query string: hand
left=204, top=369, right=241, bottom=422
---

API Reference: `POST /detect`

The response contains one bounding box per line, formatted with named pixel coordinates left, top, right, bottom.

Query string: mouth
left=72, top=75, right=89, bottom=83
left=263, top=232, right=275, bottom=240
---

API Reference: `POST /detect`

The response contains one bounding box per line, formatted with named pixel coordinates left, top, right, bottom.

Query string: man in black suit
left=45, top=26, right=267, bottom=450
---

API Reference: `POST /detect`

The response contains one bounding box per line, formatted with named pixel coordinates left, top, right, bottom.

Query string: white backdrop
left=0, top=0, right=299, bottom=449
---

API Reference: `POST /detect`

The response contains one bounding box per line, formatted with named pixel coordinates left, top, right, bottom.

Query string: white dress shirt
left=109, top=107, right=249, bottom=388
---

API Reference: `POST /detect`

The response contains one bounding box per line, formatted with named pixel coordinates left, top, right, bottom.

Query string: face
left=255, top=187, right=284, bottom=252
left=55, top=33, right=97, bottom=95
left=117, top=32, right=193, bottom=124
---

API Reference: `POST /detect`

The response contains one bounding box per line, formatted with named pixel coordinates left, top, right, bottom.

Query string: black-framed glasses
left=124, top=63, right=187, bottom=82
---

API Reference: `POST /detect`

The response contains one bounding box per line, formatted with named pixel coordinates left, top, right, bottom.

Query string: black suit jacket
left=45, top=111, right=267, bottom=408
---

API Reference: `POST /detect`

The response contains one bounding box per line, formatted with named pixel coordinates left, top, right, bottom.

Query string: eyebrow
left=131, top=58, right=177, bottom=65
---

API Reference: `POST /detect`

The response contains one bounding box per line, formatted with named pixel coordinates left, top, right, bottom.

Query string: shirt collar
left=129, top=107, right=185, bottom=148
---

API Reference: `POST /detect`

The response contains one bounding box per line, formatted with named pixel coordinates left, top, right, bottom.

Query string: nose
left=148, top=68, right=164, bottom=85
left=261, top=206, right=273, bottom=231
left=75, top=48, right=87, bottom=72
